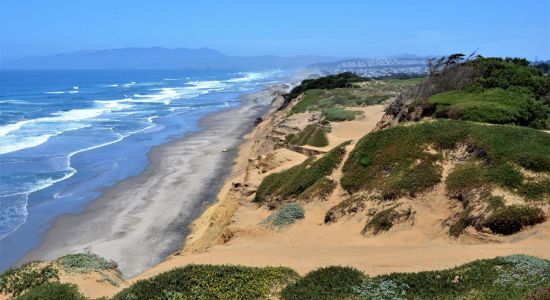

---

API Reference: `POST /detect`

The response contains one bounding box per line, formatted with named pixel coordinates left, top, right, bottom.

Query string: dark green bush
left=15, top=282, right=85, bottom=300
left=280, top=266, right=365, bottom=300
left=0, top=262, right=59, bottom=297
left=284, top=72, right=367, bottom=105
left=255, top=142, right=348, bottom=205
left=299, top=177, right=336, bottom=201
left=113, top=265, right=299, bottom=300
left=449, top=210, right=471, bottom=237
left=484, top=205, right=545, bottom=235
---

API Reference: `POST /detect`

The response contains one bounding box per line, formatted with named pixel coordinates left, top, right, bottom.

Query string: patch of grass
left=485, top=195, right=506, bottom=211
left=446, top=162, right=489, bottom=200
left=285, top=125, right=328, bottom=147
left=362, top=205, right=412, bottom=235
left=341, top=120, right=550, bottom=201
left=113, top=265, right=299, bottom=300
left=254, top=142, right=349, bottom=206
left=484, top=205, right=545, bottom=235
left=280, top=266, right=365, bottom=300
left=57, top=253, right=117, bottom=274
left=299, top=177, right=336, bottom=202
left=284, top=72, right=368, bottom=106
left=361, top=255, right=550, bottom=299
left=449, top=210, right=472, bottom=237
left=324, top=195, right=368, bottom=224
left=264, top=203, right=305, bottom=228
left=428, top=88, right=547, bottom=127
left=321, top=107, right=362, bottom=122
left=0, top=262, right=59, bottom=297
left=15, top=282, right=85, bottom=300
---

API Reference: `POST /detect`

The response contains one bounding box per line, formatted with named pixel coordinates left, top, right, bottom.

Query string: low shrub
left=280, top=266, right=365, bottom=300
left=324, top=195, right=368, bottom=224
left=0, top=262, right=59, bottom=297
left=484, top=205, right=545, bottom=235
left=428, top=88, right=548, bottom=127
left=322, top=107, right=361, bottom=122
left=57, top=253, right=117, bottom=274
left=299, top=177, right=336, bottom=202
left=363, top=206, right=409, bottom=235
left=254, top=142, right=349, bottom=206
left=15, top=282, right=85, bottom=300
left=285, top=125, right=328, bottom=147
left=341, top=120, right=550, bottom=201
left=446, top=163, right=489, bottom=199
left=449, top=210, right=471, bottom=237
left=113, top=265, right=299, bottom=300
left=264, top=203, right=305, bottom=228
left=284, top=72, right=367, bottom=107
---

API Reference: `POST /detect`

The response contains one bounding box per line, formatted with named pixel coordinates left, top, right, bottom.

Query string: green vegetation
left=254, top=142, right=349, bottom=207
left=363, top=206, right=403, bottom=235
left=321, top=107, right=362, bottom=122
left=484, top=205, right=545, bottom=235
left=285, top=124, right=328, bottom=147
left=284, top=72, right=367, bottom=104
left=281, top=255, right=550, bottom=299
left=264, top=203, right=305, bottom=228
left=299, top=177, right=336, bottom=202
left=58, top=253, right=117, bottom=274
left=428, top=88, right=548, bottom=127
left=0, top=262, right=59, bottom=297
left=341, top=120, right=550, bottom=201
left=281, top=266, right=365, bottom=300
left=324, top=195, right=368, bottom=224
left=289, top=88, right=388, bottom=115
left=411, top=56, right=550, bottom=129
left=113, top=265, right=299, bottom=300
left=357, top=255, right=550, bottom=299
left=16, top=282, right=85, bottom=300
left=6, top=255, right=550, bottom=299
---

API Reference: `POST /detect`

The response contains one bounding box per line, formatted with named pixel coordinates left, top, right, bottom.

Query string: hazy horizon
left=1, top=0, right=549, bottom=62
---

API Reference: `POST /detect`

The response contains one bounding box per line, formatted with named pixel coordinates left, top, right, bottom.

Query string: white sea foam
left=0, top=100, right=33, bottom=105
left=0, top=101, right=129, bottom=154
left=108, top=84, right=119, bottom=87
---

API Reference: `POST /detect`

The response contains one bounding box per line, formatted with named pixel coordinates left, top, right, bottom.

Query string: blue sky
left=1, top=0, right=549, bottom=60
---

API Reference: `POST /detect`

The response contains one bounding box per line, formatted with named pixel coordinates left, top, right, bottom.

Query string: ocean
left=0, top=69, right=285, bottom=271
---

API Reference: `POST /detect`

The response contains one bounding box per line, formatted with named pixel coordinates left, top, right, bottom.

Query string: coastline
left=19, top=85, right=285, bottom=278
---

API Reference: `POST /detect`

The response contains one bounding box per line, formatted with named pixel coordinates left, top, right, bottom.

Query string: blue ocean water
left=0, top=69, right=284, bottom=270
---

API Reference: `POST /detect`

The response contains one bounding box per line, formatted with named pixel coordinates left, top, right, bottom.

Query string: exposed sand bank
left=19, top=88, right=283, bottom=278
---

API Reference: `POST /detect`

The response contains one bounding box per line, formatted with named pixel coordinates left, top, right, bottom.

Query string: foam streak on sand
left=20, top=89, right=278, bottom=277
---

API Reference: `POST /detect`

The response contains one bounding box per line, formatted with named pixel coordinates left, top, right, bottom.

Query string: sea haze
left=0, top=69, right=285, bottom=271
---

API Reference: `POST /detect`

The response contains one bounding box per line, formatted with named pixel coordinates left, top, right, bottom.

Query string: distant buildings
left=311, top=58, right=428, bottom=78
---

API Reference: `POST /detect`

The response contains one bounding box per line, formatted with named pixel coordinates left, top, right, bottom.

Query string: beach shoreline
left=18, top=85, right=286, bottom=278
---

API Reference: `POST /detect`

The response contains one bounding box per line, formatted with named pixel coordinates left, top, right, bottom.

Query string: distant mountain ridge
left=1, top=47, right=340, bottom=70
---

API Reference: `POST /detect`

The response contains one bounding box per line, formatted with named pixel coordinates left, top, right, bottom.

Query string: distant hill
left=1, top=47, right=340, bottom=70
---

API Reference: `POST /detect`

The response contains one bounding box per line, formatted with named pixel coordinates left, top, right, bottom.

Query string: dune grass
left=285, top=124, right=329, bottom=147
left=254, top=142, right=349, bottom=206
left=341, top=120, right=550, bottom=202
left=113, top=265, right=299, bottom=300
left=281, top=255, right=550, bottom=300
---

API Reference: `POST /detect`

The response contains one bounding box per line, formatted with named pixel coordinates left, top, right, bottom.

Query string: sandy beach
left=19, top=87, right=282, bottom=278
